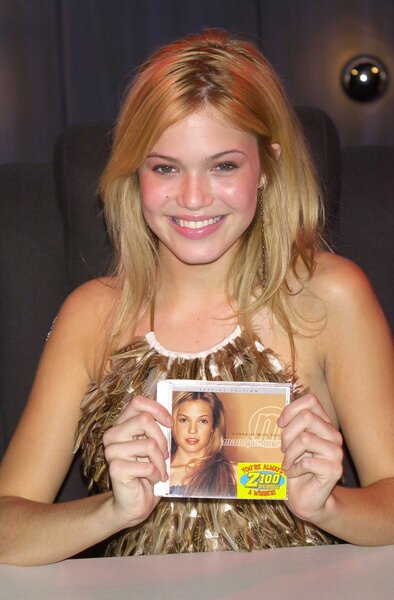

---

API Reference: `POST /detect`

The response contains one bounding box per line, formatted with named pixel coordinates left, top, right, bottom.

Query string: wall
left=259, top=0, right=394, bottom=147
left=0, top=0, right=393, bottom=163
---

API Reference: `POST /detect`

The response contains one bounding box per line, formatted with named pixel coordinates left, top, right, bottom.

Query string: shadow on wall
left=259, top=0, right=394, bottom=147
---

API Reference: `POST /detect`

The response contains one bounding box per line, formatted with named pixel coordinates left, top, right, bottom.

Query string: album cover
left=154, top=379, right=290, bottom=500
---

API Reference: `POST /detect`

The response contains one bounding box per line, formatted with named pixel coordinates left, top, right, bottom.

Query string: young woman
left=169, top=391, right=236, bottom=497
left=0, top=29, right=393, bottom=565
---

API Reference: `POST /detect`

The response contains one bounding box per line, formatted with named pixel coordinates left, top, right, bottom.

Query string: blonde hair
left=100, top=29, right=324, bottom=351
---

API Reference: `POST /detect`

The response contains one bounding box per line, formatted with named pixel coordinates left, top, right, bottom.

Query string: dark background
left=1, top=0, right=393, bottom=164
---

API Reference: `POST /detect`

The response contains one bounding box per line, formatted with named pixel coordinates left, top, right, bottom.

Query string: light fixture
left=341, top=56, right=388, bottom=102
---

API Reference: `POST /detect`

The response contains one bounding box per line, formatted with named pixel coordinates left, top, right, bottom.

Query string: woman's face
left=172, top=400, right=214, bottom=458
left=138, top=107, right=264, bottom=267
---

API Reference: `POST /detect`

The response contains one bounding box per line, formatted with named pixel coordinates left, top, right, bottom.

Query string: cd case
left=154, top=379, right=290, bottom=500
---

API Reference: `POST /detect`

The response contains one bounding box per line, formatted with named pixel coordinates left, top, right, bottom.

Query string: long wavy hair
left=171, top=391, right=236, bottom=497
left=100, top=28, right=324, bottom=356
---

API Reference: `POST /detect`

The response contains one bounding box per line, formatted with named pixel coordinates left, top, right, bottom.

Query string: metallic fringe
left=74, top=330, right=336, bottom=556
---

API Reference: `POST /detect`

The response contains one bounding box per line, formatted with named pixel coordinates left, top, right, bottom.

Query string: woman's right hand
left=103, top=395, right=173, bottom=529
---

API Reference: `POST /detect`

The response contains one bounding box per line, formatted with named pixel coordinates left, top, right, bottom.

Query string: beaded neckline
left=144, top=325, right=242, bottom=360
left=75, top=313, right=333, bottom=558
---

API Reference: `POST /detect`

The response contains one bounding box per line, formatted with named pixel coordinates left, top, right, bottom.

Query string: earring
left=257, top=186, right=267, bottom=291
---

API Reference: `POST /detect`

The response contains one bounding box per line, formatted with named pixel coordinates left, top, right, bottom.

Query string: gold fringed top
left=74, top=326, right=337, bottom=555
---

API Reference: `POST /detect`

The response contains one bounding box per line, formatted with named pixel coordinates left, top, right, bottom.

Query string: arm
left=0, top=280, right=170, bottom=565
left=279, top=255, right=394, bottom=545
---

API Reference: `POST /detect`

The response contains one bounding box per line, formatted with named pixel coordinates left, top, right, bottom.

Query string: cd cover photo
left=155, top=379, right=291, bottom=501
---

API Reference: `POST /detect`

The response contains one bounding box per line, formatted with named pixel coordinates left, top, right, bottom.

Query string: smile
left=172, top=216, right=223, bottom=229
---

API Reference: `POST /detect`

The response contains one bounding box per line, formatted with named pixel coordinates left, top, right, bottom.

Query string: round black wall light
left=341, top=56, right=388, bottom=102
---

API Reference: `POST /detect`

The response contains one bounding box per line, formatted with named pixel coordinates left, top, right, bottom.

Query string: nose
left=176, top=173, right=213, bottom=210
left=188, top=420, right=197, bottom=434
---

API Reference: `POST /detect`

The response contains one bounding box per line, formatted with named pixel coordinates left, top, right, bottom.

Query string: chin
left=172, top=246, right=236, bottom=266
left=179, top=256, right=223, bottom=266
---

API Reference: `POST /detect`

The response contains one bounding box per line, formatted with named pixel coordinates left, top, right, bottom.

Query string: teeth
left=175, top=216, right=222, bottom=229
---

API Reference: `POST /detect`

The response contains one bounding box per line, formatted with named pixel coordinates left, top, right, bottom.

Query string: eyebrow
left=177, top=413, right=211, bottom=418
left=146, top=150, right=245, bottom=162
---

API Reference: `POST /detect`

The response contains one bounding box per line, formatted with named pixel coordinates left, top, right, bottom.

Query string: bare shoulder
left=309, top=252, right=373, bottom=301
left=55, top=277, right=120, bottom=334
left=303, top=251, right=387, bottom=323
left=306, top=259, right=393, bottom=487
left=60, top=276, right=120, bottom=316
left=49, top=276, right=122, bottom=377
left=285, top=252, right=385, bottom=336
left=307, top=251, right=392, bottom=338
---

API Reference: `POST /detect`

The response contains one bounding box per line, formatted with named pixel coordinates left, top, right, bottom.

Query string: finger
left=104, top=411, right=169, bottom=456
left=116, top=395, right=173, bottom=428
left=108, top=456, right=166, bottom=486
left=278, top=393, right=332, bottom=428
left=105, top=438, right=168, bottom=482
left=282, top=431, right=343, bottom=476
left=281, top=409, right=342, bottom=453
left=285, top=455, right=343, bottom=483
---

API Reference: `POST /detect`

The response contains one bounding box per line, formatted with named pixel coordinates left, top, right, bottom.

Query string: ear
left=259, top=143, right=282, bottom=186
left=259, top=174, right=267, bottom=188
left=271, top=142, right=281, bottom=159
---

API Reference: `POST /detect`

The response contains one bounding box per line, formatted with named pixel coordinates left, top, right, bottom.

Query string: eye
left=213, top=161, right=238, bottom=173
left=178, top=417, right=188, bottom=423
left=200, top=418, right=209, bottom=425
left=153, top=164, right=176, bottom=174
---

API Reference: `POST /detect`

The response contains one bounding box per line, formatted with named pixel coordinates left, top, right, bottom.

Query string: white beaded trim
left=145, top=326, right=242, bottom=359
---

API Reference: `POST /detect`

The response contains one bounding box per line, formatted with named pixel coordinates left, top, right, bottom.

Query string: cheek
left=241, top=178, right=259, bottom=212
left=139, top=172, right=172, bottom=215
left=242, top=184, right=259, bottom=224
left=243, top=194, right=258, bottom=224
left=220, top=178, right=258, bottom=217
left=202, top=425, right=212, bottom=439
left=139, top=175, right=157, bottom=214
left=172, top=427, right=182, bottom=447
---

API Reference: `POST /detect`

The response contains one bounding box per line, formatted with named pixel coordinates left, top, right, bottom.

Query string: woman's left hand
left=277, top=393, right=343, bottom=525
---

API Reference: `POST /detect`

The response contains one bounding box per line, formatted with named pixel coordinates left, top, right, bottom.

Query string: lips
left=185, top=438, right=199, bottom=445
left=172, top=216, right=222, bottom=229
left=169, top=215, right=225, bottom=239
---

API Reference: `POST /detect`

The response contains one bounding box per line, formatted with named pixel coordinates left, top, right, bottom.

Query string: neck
left=156, top=244, right=233, bottom=305
left=147, top=244, right=238, bottom=350
left=171, top=447, right=206, bottom=467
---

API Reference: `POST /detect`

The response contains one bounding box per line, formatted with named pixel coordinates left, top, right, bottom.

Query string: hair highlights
left=100, top=29, right=324, bottom=349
